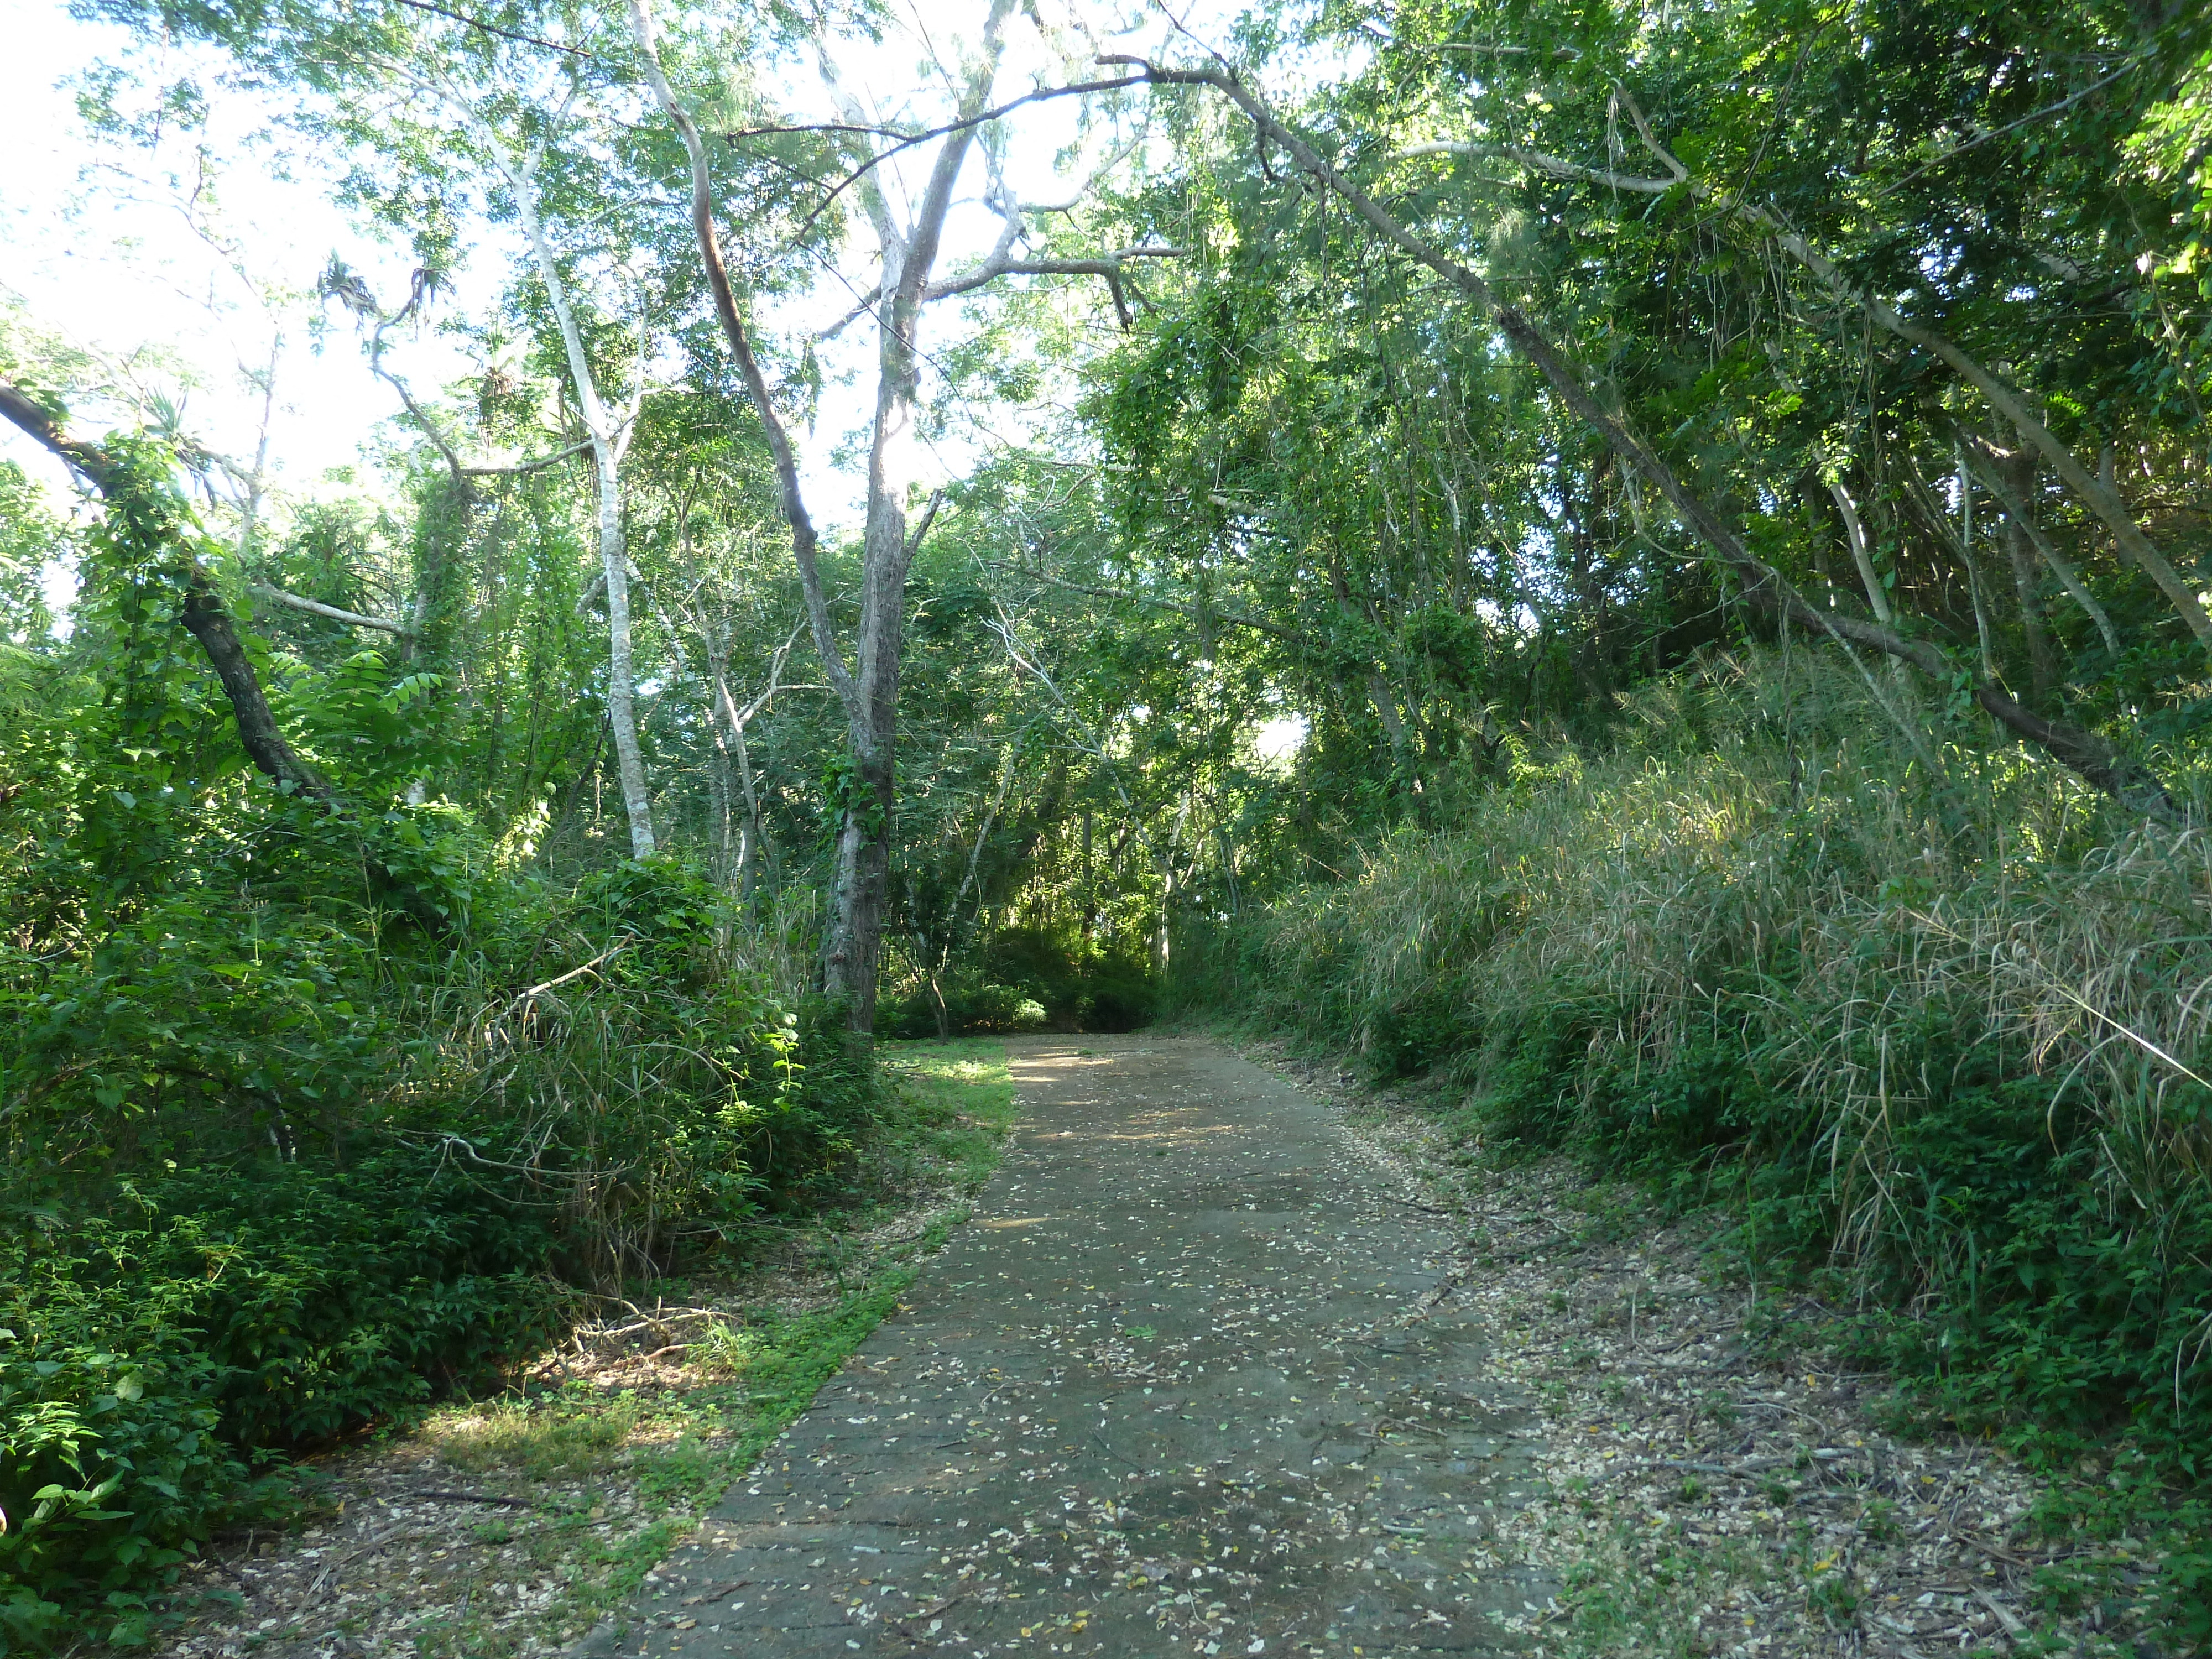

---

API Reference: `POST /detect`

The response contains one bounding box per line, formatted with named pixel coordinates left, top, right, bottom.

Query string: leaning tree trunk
left=0, top=378, right=453, bottom=925
left=1404, top=124, right=2212, bottom=659
left=1, top=380, right=337, bottom=801
left=1123, top=56, right=2178, bottom=822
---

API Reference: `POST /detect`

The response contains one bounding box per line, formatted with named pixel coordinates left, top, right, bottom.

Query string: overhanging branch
left=250, top=583, right=418, bottom=635
left=746, top=75, right=1150, bottom=245
left=1397, top=96, right=2212, bottom=656
left=0, top=377, right=339, bottom=805
left=927, top=246, right=1189, bottom=328
left=1108, top=53, right=2178, bottom=821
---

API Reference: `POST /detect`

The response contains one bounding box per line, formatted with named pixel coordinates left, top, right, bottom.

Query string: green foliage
left=19, top=0, right=2212, bottom=1642
left=0, top=1284, right=239, bottom=1646
left=1173, top=650, right=2212, bottom=1520
left=0, top=1153, right=560, bottom=1643
left=0, top=429, right=877, bottom=1642
left=880, top=927, right=1156, bottom=1038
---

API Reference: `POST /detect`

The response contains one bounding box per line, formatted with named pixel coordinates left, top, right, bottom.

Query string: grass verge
left=153, top=1039, right=1016, bottom=1659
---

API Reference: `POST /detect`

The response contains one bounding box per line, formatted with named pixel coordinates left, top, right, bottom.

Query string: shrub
left=0, top=1274, right=240, bottom=1645
left=0, top=848, right=882, bottom=1643
left=0, top=1151, right=558, bottom=1643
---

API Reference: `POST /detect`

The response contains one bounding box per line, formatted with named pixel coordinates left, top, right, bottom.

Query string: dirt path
left=602, top=1036, right=1556, bottom=1658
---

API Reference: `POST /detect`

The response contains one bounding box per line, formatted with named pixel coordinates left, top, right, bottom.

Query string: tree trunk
left=593, top=444, right=655, bottom=858
left=1081, top=808, right=1094, bottom=943
left=1828, top=481, right=1894, bottom=625
left=1991, top=451, right=2059, bottom=700
left=498, top=133, right=655, bottom=859
left=1958, top=433, right=2124, bottom=659
left=629, top=0, right=1011, bottom=1030
left=2005, top=509, right=2061, bottom=702
left=823, top=255, right=931, bottom=1023
left=700, top=625, right=738, bottom=890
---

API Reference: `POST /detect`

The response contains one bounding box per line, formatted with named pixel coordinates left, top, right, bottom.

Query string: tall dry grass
left=1181, top=648, right=2212, bottom=1443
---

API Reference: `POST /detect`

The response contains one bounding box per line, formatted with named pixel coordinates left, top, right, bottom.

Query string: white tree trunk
left=1828, top=481, right=1895, bottom=627
left=500, top=134, right=655, bottom=859
left=633, top=0, right=1031, bottom=1027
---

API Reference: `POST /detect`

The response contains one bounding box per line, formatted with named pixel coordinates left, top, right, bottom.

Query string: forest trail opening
left=611, top=1035, right=1556, bottom=1657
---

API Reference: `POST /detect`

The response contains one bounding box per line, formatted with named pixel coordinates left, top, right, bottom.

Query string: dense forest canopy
left=4, top=0, right=2212, bottom=1643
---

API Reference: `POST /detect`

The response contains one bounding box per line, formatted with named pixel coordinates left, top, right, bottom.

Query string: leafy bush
left=0, top=1276, right=239, bottom=1645
left=880, top=929, right=1155, bottom=1037
left=880, top=974, right=1046, bottom=1037
left=0, top=1152, right=559, bottom=1642
left=0, top=838, right=883, bottom=1643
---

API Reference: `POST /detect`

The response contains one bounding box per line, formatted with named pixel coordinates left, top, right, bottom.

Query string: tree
left=626, top=0, right=1181, bottom=1029
left=104, top=0, right=675, bottom=855
left=1099, top=37, right=2186, bottom=818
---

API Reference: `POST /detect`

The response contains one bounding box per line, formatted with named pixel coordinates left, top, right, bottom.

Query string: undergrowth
left=0, top=844, right=880, bottom=1648
left=166, top=1037, right=1018, bottom=1658
left=1171, top=647, right=2212, bottom=1649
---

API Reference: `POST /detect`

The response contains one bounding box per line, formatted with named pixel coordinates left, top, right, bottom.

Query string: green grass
left=408, top=1281, right=921, bottom=1655
left=1551, top=1508, right=1770, bottom=1658
left=879, top=1036, right=1021, bottom=1182
left=437, top=1040, right=1016, bottom=1653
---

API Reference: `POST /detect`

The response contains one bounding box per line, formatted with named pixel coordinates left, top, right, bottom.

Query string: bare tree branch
left=626, top=0, right=859, bottom=724
left=904, top=491, right=946, bottom=561
left=727, top=75, right=1148, bottom=244
left=461, top=437, right=594, bottom=477
left=392, top=0, right=591, bottom=59
left=927, top=246, right=1188, bottom=317
left=250, top=583, right=418, bottom=634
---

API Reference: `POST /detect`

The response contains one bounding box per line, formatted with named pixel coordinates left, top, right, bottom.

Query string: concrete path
left=617, top=1036, right=1554, bottom=1658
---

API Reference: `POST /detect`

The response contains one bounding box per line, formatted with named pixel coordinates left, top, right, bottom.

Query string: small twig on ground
left=1379, top=1191, right=1458, bottom=1217
left=1957, top=1532, right=2038, bottom=1568
left=1973, top=1585, right=2031, bottom=1637
left=680, top=1580, right=754, bottom=1606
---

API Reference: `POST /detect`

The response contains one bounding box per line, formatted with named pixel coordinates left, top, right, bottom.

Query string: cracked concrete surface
left=595, top=1035, right=1554, bottom=1658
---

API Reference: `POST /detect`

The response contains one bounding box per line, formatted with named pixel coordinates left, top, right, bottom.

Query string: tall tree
left=106, top=0, right=668, bottom=855
left=627, top=0, right=1180, bottom=1028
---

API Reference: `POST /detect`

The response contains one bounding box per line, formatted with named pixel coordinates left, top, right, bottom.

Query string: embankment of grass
left=1171, top=650, right=2212, bottom=1647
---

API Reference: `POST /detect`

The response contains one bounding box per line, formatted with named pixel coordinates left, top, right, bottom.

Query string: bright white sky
left=0, top=0, right=1249, bottom=563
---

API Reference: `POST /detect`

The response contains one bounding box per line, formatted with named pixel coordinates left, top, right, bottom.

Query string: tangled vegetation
left=1172, top=652, right=2212, bottom=1644
left=4, top=0, right=2212, bottom=1644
